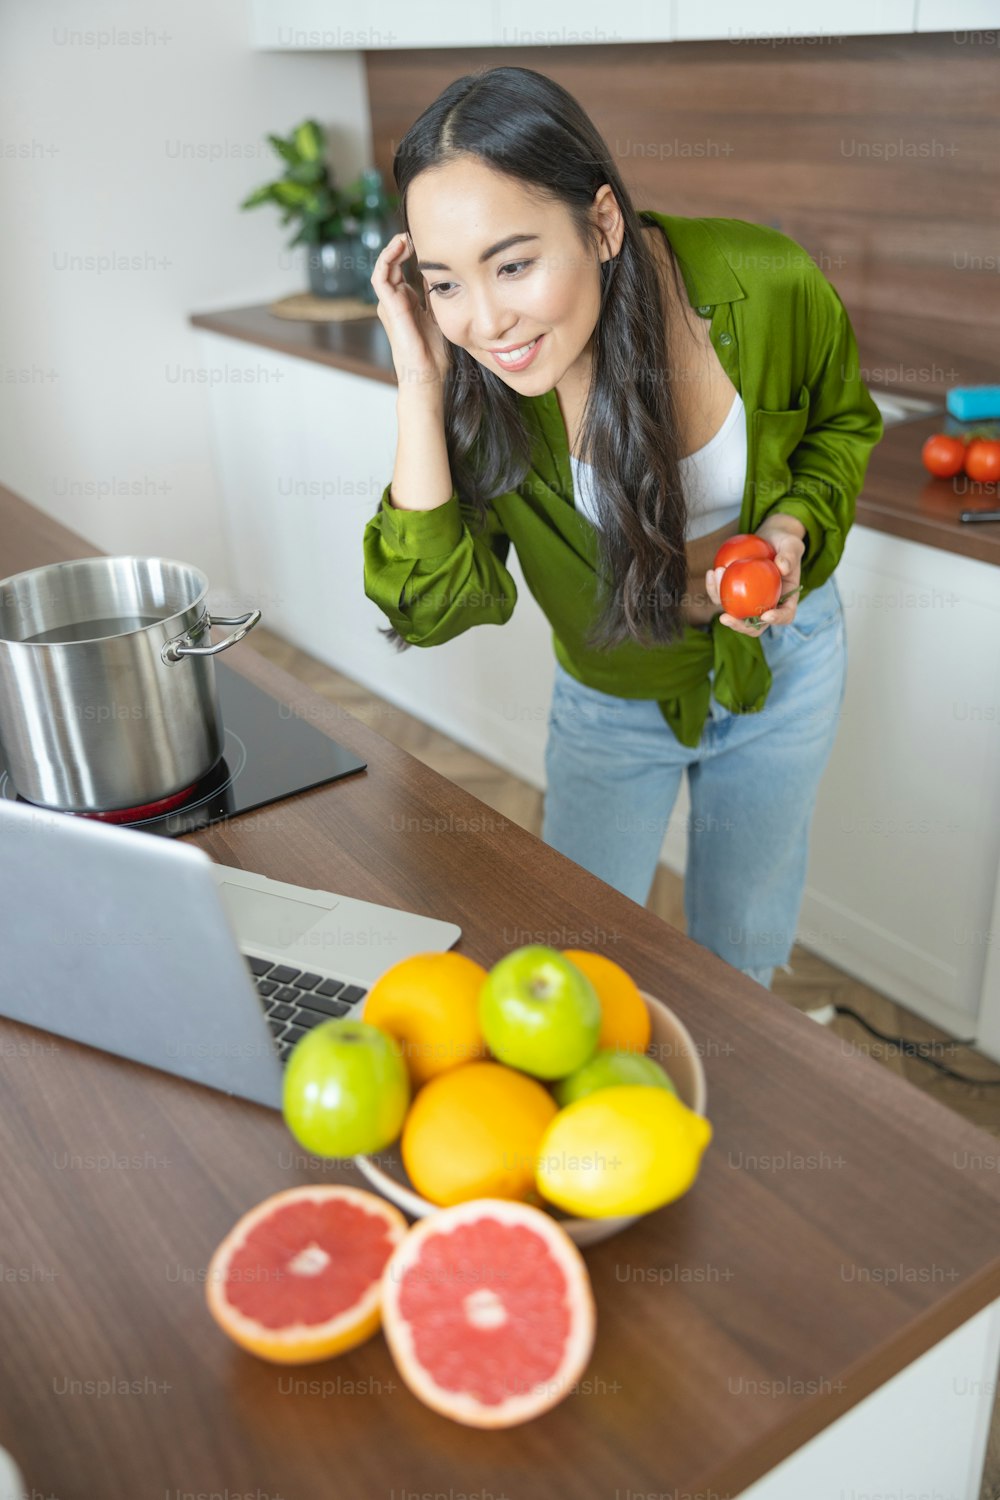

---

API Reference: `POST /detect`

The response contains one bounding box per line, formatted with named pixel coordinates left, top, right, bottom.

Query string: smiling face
left=406, top=157, right=624, bottom=401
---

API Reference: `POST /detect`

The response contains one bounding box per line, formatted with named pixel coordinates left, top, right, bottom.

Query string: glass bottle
left=355, top=168, right=397, bottom=305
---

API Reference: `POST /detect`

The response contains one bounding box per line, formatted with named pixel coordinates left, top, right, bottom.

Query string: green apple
left=553, top=1048, right=677, bottom=1108
left=282, top=1018, right=410, bottom=1158
left=479, top=945, right=601, bottom=1080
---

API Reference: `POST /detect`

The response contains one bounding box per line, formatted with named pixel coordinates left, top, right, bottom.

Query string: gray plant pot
left=306, top=238, right=364, bottom=299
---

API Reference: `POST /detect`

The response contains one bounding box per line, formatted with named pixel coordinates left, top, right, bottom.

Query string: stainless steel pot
left=0, top=556, right=260, bottom=812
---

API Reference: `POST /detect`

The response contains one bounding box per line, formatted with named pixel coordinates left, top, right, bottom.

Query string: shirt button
left=696, top=304, right=712, bottom=316
left=719, top=332, right=733, bottom=346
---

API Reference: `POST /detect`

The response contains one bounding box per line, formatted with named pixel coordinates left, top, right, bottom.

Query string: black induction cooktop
left=0, top=662, right=367, bottom=837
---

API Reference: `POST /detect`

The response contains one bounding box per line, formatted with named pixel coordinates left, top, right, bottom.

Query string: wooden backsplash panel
left=364, top=34, right=999, bottom=392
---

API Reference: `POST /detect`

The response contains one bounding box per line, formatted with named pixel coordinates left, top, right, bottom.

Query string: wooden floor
left=252, top=625, right=1000, bottom=1497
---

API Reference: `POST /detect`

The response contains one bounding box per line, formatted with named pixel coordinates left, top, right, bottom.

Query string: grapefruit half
left=381, top=1198, right=596, bottom=1427
left=206, top=1185, right=407, bottom=1364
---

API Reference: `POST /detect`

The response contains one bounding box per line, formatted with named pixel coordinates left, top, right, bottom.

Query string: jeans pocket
left=782, top=577, right=842, bottom=644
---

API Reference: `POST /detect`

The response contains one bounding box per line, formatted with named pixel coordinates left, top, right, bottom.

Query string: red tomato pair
left=712, top=533, right=783, bottom=623
left=922, top=434, right=1000, bottom=483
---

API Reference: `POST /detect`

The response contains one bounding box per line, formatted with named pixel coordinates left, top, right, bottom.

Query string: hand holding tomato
left=706, top=527, right=805, bottom=638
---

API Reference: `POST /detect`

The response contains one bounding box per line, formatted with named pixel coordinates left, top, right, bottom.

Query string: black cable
left=832, top=1005, right=1000, bottom=1087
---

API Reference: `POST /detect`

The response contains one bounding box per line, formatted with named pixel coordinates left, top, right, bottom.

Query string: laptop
left=0, top=798, right=461, bottom=1110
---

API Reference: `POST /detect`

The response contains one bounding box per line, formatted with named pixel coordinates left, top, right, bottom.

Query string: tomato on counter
left=921, top=431, right=1000, bottom=483
left=963, top=440, right=1000, bottom=484
left=921, top=434, right=966, bottom=479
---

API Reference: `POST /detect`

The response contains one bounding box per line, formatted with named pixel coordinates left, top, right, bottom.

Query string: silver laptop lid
left=0, top=799, right=285, bottom=1109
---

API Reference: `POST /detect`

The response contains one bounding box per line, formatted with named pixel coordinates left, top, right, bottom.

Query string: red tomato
left=713, top=533, right=777, bottom=570
left=719, top=558, right=783, bottom=620
left=963, top=439, right=1000, bottom=484
left=921, top=434, right=966, bottom=479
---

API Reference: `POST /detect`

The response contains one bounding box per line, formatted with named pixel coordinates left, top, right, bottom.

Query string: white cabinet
left=249, top=0, right=667, bottom=48
left=497, top=0, right=673, bottom=44
left=812, top=527, right=1000, bottom=1036
left=246, top=0, right=997, bottom=47
left=250, top=0, right=504, bottom=49
left=915, top=0, right=1000, bottom=27
left=673, top=0, right=917, bottom=40
left=197, top=327, right=1000, bottom=1048
left=249, top=0, right=930, bottom=47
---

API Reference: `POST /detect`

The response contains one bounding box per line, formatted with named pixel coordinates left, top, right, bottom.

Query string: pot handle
left=161, top=609, right=262, bottom=664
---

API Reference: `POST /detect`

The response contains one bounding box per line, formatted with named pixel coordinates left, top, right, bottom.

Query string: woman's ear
left=591, top=185, right=625, bottom=264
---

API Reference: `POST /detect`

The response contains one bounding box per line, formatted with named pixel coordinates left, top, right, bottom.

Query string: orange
left=381, top=1199, right=597, bottom=1428
left=362, top=951, right=489, bottom=1088
left=205, top=1185, right=407, bottom=1364
left=401, top=1060, right=558, bottom=1206
left=561, top=949, right=651, bottom=1052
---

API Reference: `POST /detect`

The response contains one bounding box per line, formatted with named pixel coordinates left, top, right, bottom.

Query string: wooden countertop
left=2, top=475, right=1000, bottom=1499
left=190, top=300, right=1000, bottom=570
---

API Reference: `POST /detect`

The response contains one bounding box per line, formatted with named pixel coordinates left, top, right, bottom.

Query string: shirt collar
left=639, top=210, right=746, bottom=309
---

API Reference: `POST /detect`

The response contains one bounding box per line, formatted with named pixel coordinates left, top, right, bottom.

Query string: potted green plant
left=241, top=120, right=399, bottom=300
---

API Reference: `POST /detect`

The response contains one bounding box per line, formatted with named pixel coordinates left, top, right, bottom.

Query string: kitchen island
left=0, top=478, right=998, bottom=1499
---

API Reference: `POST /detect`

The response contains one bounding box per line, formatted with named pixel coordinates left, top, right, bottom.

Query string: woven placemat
left=268, top=292, right=379, bottom=323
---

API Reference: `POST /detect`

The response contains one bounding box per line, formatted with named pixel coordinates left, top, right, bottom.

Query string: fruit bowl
left=354, top=990, right=708, bottom=1248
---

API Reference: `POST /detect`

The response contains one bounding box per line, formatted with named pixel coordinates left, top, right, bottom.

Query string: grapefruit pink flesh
left=226, top=1194, right=396, bottom=1326
left=206, top=1185, right=407, bottom=1363
left=400, top=1221, right=571, bottom=1402
left=382, top=1199, right=596, bottom=1426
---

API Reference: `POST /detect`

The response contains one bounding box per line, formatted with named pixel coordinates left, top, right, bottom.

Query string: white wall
left=0, top=0, right=370, bottom=593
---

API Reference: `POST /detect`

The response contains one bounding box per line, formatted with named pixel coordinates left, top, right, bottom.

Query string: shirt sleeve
left=761, top=266, right=884, bottom=585
left=362, top=483, right=517, bottom=646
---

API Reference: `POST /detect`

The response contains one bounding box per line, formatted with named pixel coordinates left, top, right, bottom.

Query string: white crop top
left=569, top=390, right=747, bottom=540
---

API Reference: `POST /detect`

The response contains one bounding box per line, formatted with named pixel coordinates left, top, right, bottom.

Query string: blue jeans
left=540, top=574, right=848, bottom=990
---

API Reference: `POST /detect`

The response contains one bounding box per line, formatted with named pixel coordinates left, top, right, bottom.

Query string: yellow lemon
left=535, top=1086, right=713, bottom=1218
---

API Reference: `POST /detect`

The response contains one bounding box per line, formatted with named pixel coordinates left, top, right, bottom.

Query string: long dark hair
left=374, top=64, right=698, bottom=655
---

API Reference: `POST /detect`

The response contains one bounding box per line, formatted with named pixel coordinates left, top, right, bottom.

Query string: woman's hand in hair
left=371, top=232, right=452, bottom=394
left=704, top=520, right=806, bottom=638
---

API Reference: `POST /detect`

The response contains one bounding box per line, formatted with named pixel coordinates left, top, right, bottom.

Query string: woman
left=363, top=65, right=882, bottom=991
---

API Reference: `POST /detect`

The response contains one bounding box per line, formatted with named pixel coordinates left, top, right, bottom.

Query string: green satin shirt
left=362, top=210, right=884, bottom=748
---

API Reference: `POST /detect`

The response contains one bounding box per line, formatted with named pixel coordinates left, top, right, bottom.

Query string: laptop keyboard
left=244, top=953, right=368, bottom=1065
